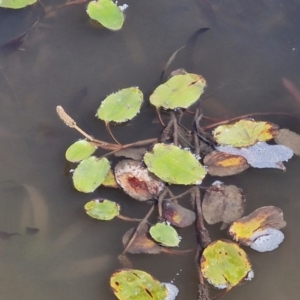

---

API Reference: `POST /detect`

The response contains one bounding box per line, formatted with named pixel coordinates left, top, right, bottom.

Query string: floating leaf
left=216, top=142, right=293, bottom=170
left=202, top=182, right=246, bottom=229
left=213, top=119, right=279, bottom=147
left=163, top=200, right=196, bottom=228
left=150, top=73, right=206, bottom=109
left=84, top=199, right=120, bottom=220
left=122, top=225, right=162, bottom=254
left=274, top=128, right=300, bottom=155
left=144, top=143, right=207, bottom=185
left=0, top=0, right=37, bottom=9
left=149, top=223, right=181, bottom=247
left=229, top=206, right=286, bottom=246
left=102, top=169, right=119, bottom=188
left=72, top=156, right=110, bottom=193
left=110, top=269, right=168, bottom=300
left=65, top=140, right=97, bottom=162
left=249, top=228, right=284, bottom=252
left=201, top=239, right=253, bottom=289
left=96, top=87, right=143, bottom=123
left=86, top=0, right=125, bottom=31
left=115, top=159, right=165, bottom=201
left=203, top=151, right=250, bottom=176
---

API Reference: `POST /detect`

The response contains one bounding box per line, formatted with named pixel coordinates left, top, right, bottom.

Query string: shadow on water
left=1, top=0, right=300, bottom=299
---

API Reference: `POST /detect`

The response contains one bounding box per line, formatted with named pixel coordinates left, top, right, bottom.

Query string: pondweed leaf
left=201, top=239, right=253, bottom=289
left=144, top=143, right=207, bottom=185
left=213, top=119, right=279, bottom=147
left=110, top=269, right=168, bottom=300
left=72, top=156, right=110, bottom=193
left=114, top=159, right=165, bottom=201
left=96, top=87, right=143, bottom=123
left=84, top=199, right=120, bottom=220
left=86, top=0, right=125, bottom=31
left=65, top=140, right=97, bottom=162
left=150, top=73, right=206, bottom=109
left=149, top=223, right=181, bottom=247
left=229, top=206, right=286, bottom=246
left=0, top=0, right=37, bottom=9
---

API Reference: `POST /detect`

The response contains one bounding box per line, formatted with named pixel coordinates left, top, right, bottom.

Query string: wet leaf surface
left=96, top=87, right=143, bottom=123
left=202, top=182, right=245, bottom=229
left=144, top=143, right=207, bottom=185
left=274, top=128, right=300, bottom=156
left=213, top=119, right=279, bottom=147
left=110, top=269, right=168, bottom=300
left=72, top=156, right=110, bottom=193
left=216, top=142, right=293, bottom=170
left=65, top=140, right=97, bottom=162
left=163, top=200, right=196, bottom=228
left=84, top=199, right=120, bottom=220
left=149, top=223, right=181, bottom=247
left=86, top=0, right=125, bottom=31
left=115, top=159, right=165, bottom=201
left=0, top=0, right=37, bottom=9
left=203, top=151, right=250, bottom=176
left=150, top=73, right=206, bottom=109
left=201, top=239, right=253, bottom=289
left=229, top=206, right=286, bottom=245
left=122, top=225, right=162, bottom=254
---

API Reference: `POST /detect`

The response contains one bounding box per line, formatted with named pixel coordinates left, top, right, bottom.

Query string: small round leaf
left=72, top=156, right=110, bottom=193
left=97, top=87, right=143, bottom=123
left=149, top=223, right=181, bottom=247
left=84, top=199, right=120, bottom=220
left=150, top=73, right=206, bottom=109
left=65, top=140, right=97, bottom=162
left=144, top=143, right=207, bottom=185
left=86, top=0, right=125, bottom=31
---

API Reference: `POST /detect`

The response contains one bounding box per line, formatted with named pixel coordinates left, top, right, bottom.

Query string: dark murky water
left=1, top=0, right=300, bottom=299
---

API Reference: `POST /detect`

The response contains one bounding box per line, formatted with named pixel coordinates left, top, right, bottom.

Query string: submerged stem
left=106, top=122, right=121, bottom=145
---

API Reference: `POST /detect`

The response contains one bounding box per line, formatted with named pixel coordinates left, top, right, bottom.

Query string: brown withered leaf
left=204, top=151, right=250, bottom=177
left=114, top=147, right=147, bottom=161
left=163, top=200, right=196, bottom=228
left=122, top=225, right=162, bottom=254
left=274, top=128, right=300, bottom=156
left=202, top=182, right=246, bottom=229
left=229, top=206, right=286, bottom=246
left=115, top=159, right=165, bottom=201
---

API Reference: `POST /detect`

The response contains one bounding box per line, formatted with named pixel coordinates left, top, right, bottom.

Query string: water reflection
left=0, top=0, right=300, bottom=299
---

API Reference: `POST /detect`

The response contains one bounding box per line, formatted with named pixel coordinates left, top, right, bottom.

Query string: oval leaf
left=115, top=159, right=165, bottom=201
left=110, top=269, right=168, bottom=300
left=229, top=206, right=286, bottom=245
left=149, top=223, right=181, bottom=247
left=213, top=119, right=279, bottom=147
left=0, top=0, right=37, bottom=9
left=144, top=144, right=207, bottom=185
left=97, top=87, right=143, bottom=123
left=86, top=0, right=125, bottom=31
left=65, top=140, right=97, bottom=162
left=201, top=239, right=253, bottom=289
left=150, top=73, right=206, bottom=109
left=72, top=156, right=110, bottom=193
left=84, top=199, right=120, bottom=220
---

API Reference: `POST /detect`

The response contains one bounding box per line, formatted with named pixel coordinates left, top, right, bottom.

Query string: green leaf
left=149, top=73, right=206, bottom=109
left=144, top=143, right=207, bottom=185
left=86, top=0, right=125, bottom=31
left=213, top=119, right=279, bottom=147
left=149, top=223, right=181, bottom=247
left=201, top=239, right=253, bottom=289
left=96, top=87, right=143, bottom=123
left=72, top=156, right=110, bottom=193
left=65, top=140, right=97, bottom=162
left=110, top=269, right=168, bottom=300
left=84, top=199, right=120, bottom=220
left=0, top=0, right=37, bottom=9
